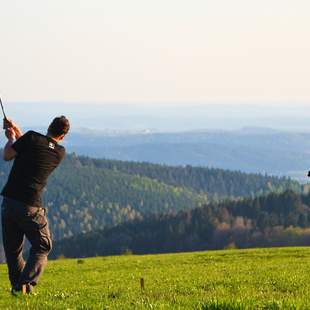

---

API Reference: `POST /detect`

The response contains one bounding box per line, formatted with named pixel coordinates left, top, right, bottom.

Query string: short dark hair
left=48, top=116, right=70, bottom=137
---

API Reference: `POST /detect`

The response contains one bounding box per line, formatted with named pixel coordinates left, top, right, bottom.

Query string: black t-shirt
left=1, top=131, right=65, bottom=207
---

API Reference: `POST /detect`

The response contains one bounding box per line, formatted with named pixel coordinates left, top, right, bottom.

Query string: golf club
left=0, top=97, right=7, bottom=119
left=0, top=97, right=9, bottom=129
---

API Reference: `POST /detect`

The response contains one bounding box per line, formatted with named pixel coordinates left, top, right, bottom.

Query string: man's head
left=47, top=116, right=70, bottom=142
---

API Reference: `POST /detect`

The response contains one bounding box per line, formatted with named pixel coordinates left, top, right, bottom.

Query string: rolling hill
left=64, top=128, right=310, bottom=181
left=51, top=190, right=310, bottom=258
left=0, top=152, right=299, bottom=245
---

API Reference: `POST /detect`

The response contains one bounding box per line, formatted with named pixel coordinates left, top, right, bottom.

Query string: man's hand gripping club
left=3, top=119, right=23, bottom=161
left=4, top=119, right=23, bottom=139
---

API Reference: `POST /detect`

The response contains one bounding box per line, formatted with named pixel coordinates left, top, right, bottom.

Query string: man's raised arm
left=3, top=127, right=17, bottom=161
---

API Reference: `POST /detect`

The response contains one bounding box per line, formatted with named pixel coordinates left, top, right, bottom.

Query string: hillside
left=51, top=190, right=310, bottom=258
left=64, top=128, right=310, bottom=181
left=78, top=156, right=298, bottom=197
left=1, top=248, right=310, bottom=309
left=0, top=154, right=206, bottom=241
left=0, top=152, right=299, bottom=243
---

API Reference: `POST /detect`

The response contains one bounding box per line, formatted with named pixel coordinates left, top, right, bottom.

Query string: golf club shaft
left=0, top=97, right=7, bottom=119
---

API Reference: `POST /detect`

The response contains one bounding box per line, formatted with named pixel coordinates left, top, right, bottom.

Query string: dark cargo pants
left=1, top=197, right=52, bottom=287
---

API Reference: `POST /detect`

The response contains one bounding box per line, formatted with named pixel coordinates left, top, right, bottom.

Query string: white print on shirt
left=49, top=142, right=55, bottom=150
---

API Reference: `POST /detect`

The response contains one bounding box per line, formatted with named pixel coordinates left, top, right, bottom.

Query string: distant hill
left=51, top=190, right=310, bottom=258
left=62, top=128, right=310, bottom=181
left=77, top=156, right=298, bottom=198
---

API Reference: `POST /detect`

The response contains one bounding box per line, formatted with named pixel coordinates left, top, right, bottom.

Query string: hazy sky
left=0, top=0, right=309, bottom=103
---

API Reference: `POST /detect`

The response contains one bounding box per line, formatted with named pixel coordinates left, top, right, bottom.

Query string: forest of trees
left=0, top=153, right=299, bottom=241
left=51, top=190, right=310, bottom=258
left=77, top=156, right=300, bottom=198
left=0, top=151, right=304, bottom=261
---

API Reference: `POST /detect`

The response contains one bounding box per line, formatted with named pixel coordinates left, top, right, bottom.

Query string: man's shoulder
left=29, top=130, right=45, bottom=136
left=47, top=138, right=66, bottom=159
left=55, top=143, right=65, bottom=152
left=57, top=144, right=66, bottom=159
left=26, top=130, right=66, bottom=156
left=22, top=131, right=48, bottom=146
left=25, top=130, right=43, bottom=140
left=13, top=130, right=37, bottom=146
left=27, top=130, right=38, bottom=134
left=27, top=131, right=54, bottom=143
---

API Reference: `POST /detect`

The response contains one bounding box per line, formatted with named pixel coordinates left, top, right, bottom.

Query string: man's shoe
left=11, top=284, right=26, bottom=296
left=25, top=283, right=34, bottom=294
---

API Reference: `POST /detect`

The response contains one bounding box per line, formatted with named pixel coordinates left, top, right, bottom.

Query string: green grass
left=1, top=247, right=310, bottom=309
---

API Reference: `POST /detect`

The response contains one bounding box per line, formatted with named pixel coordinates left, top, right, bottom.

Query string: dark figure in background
left=1, top=116, right=70, bottom=295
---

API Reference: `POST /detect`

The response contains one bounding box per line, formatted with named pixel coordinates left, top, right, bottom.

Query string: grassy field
left=0, top=247, right=310, bottom=309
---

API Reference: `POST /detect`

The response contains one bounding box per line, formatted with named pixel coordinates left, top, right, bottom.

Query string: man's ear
left=58, top=134, right=65, bottom=142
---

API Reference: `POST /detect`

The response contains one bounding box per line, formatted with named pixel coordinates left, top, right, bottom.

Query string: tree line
left=0, top=151, right=302, bottom=261
left=77, top=155, right=300, bottom=198
left=51, top=190, right=310, bottom=258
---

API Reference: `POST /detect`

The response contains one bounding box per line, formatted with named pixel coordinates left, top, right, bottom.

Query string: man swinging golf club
left=1, top=113, right=70, bottom=295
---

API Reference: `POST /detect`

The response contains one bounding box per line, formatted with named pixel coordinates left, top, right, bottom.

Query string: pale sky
left=0, top=0, right=309, bottom=103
